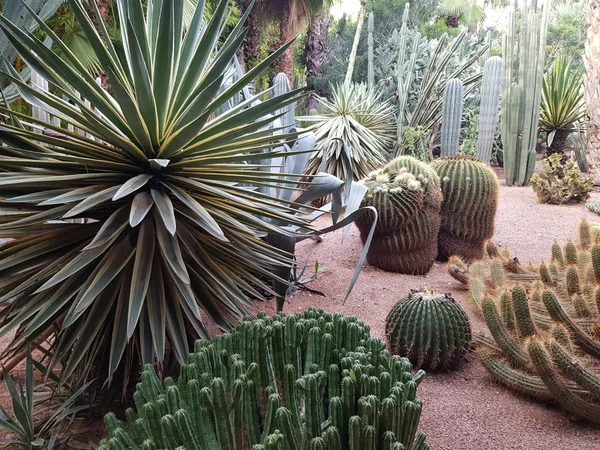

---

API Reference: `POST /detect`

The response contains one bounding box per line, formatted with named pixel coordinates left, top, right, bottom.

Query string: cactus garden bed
left=255, top=181, right=600, bottom=450
left=2, top=180, right=600, bottom=449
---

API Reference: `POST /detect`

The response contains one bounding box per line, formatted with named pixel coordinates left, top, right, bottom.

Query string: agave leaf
left=130, top=191, right=155, bottom=227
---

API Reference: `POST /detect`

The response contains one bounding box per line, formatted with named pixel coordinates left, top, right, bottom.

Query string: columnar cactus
left=447, top=220, right=600, bottom=423
left=385, top=290, right=472, bottom=372
left=440, top=79, right=464, bottom=157
left=476, top=57, right=504, bottom=164
left=273, top=72, right=295, bottom=131
left=367, top=12, right=375, bottom=88
left=501, top=0, right=551, bottom=186
left=100, top=309, right=430, bottom=449
left=356, top=156, right=442, bottom=274
left=431, top=156, right=499, bottom=261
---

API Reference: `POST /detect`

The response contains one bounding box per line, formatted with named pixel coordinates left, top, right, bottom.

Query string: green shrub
left=100, top=309, right=430, bottom=450
left=531, top=153, right=593, bottom=204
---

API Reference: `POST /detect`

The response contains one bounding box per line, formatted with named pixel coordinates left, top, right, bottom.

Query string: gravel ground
left=2, top=180, right=600, bottom=449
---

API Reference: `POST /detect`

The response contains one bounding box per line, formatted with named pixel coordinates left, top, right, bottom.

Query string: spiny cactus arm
left=592, top=245, right=600, bottom=282
left=545, top=340, right=600, bottom=401
left=276, top=407, right=302, bottom=450
left=476, top=346, right=553, bottom=400
left=481, top=296, right=530, bottom=368
left=542, top=290, right=600, bottom=359
left=399, top=401, right=423, bottom=449
left=511, top=286, right=537, bottom=337
left=580, top=220, right=592, bottom=249
left=527, top=338, right=600, bottom=424
left=349, top=415, right=362, bottom=450
left=447, top=255, right=470, bottom=285
left=440, top=79, right=464, bottom=157
left=476, top=57, right=504, bottom=164
left=368, top=13, right=374, bottom=88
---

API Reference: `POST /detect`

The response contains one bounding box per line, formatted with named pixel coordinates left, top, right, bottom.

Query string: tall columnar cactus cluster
left=431, top=157, right=499, bottom=261
left=447, top=220, right=600, bottom=423
left=367, top=12, right=375, bottom=88
left=476, top=57, right=504, bottom=164
left=100, top=309, right=429, bottom=449
left=440, top=79, right=464, bottom=157
left=386, top=290, right=472, bottom=372
left=356, top=156, right=442, bottom=274
left=501, top=0, right=551, bottom=186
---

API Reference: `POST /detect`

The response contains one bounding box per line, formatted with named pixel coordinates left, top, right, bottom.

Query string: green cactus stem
left=440, top=79, right=464, bottom=157
left=476, top=57, right=504, bottom=164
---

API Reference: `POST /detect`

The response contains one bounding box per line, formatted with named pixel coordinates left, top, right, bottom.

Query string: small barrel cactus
left=100, top=309, right=430, bottom=450
left=385, top=289, right=472, bottom=372
left=356, top=156, right=442, bottom=274
left=431, top=156, right=499, bottom=261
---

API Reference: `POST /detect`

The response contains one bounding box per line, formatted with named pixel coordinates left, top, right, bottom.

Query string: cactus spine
left=501, top=0, right=551, bottom=186
left=357, top=156, right=442, bottom=274
left=476, top=57, right=504, bottom=164
left=100, top=309, right=430, bottom=449
left=431, top=156, right=499, bottom=261
left=385, top=290, right=472, bottom=372
left=447, top=220, right=600, bottom=423
left=440, top=79, right=464, bottom=157
left=367, top=12, right=374, bottom=88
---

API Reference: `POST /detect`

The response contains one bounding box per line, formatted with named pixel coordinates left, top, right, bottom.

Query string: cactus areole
left=101, top=309, right=430, bottom=449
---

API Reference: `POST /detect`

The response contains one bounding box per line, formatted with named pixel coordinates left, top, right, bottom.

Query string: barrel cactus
left=431, top=156, right=499, bottom=261
left=356, top=156, right=442, bottom=274
left=385, top=290, right=472, bottom=372
left=100, top=309, right=430, bottom=449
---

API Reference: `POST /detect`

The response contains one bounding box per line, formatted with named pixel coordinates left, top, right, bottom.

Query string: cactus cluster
left=356, top=156, right=442, bottom=274
left=530, top=153, right=593, bottom=204
left=385, top=290, right=472, bottom=372
left=100, top=309, right=429, bottom=449
left=431, top=156, right=499, bottom=262
left=447, top=220, right=600, bottom=423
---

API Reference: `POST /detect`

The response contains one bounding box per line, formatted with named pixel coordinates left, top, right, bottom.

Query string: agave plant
left=539, top=57, right=586, bottom=155
left=0, top=354, right=90, bottom=449
left=299, top=83, right=395, bottom=187
left=0, top=0, right=374, bottom=385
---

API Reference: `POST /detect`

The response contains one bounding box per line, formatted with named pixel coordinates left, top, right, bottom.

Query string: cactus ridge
left=431, top=156, right=499, bottom=261
left=100, top=309, right=430, bottom=450
left=476, top=57, right=504, bottom=164
left=446, top=220, right=600, bottom=423
left=357, top=156, right=442, bottom=274
left=385, top=290, right=472, bottom=372
left=440, top=79, right=464, bottom=157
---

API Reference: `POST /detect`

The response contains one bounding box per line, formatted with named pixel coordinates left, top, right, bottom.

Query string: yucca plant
left=299, top=82, right=395, bottom=187
left=0, top=0, right=373, bottom=385
left=539, top=57, right=586, bottom=156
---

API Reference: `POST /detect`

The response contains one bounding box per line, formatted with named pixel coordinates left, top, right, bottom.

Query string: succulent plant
left=531, top=153, right=593, bottom=204
left=476, top=56, right=504, bottom=164
left=356, top=156, right=442, bottom=274
left=431, top=156, right=499, bottom=261
left=440, top=79, right=464, bottom=157
left=385, top=290, right=472, bottom=372
left=448, top=220, right=600, bottom=423
left=99, top=309, right=430, bottom=450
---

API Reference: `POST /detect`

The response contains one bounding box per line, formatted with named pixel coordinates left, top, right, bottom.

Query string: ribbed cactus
left=356, top=156, right=442, bottom=274
left=385, top=290, right=472, bottom=372
left=367, top=12, right=374, bottom=88
left=100, top=309, right=430, bottom=449
left=273, top=72, right=295, bottom=131
left=501, top=0, right=551, bottom=186
left=447, top=220, right=600, bottom=423
left=440, top=79, right=464, bottom=157
left=476, top=57, right=504, bottom=164
left=431, top=156, right=499, bottom=261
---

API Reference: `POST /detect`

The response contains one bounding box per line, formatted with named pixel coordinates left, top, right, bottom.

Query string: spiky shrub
left=448, top=220, right=600, bottom=423
left=99, top=309, right=430, bottom=450
left=0, top=0, right=329, bottom=384
left=531, top=153, right=593, bottom=204
left=431, top=156, right=499, bottom=261
left=355, top=156, right=442, bottom=274
left=385, top=290, right=472, bottom=372
left=299, top=83, right=396, bottom=186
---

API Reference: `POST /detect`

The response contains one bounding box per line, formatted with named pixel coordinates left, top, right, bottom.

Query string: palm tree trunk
left=87, top=0, right=110, bottom=88
left=305, top=12, right=331, bottom=109
left=243, top=10, right=263, bottom=73
left=584, top=0, right=600, bottom=183
left=345, top=2, right=366, bottom=86
left=274, top=7, right=295, bottom=86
